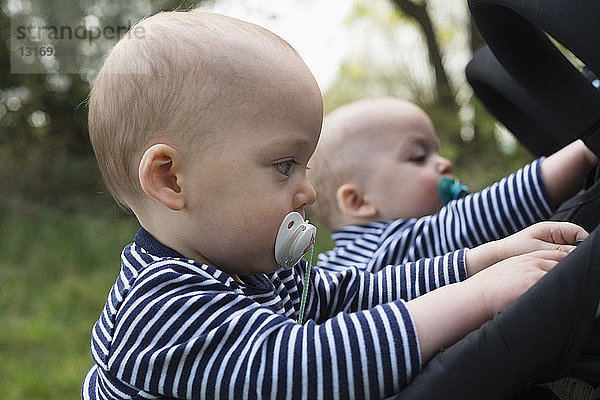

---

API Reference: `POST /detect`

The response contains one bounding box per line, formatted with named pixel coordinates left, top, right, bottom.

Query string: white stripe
left=350, top=315, right=370, bottom=399
left=82, top=365, right=95, bottom=400
left=270, top=328, right=285, bottom=400
left=141, top=293, right=201, bottom=390
left=433, top=256, right=440, bottom=290
left=423, top=258, right=431, bottom=293
left=181, top=295, right=249, bottom=397
left=186, top=333, right=212, bottom=399
left=498, top=177, right=518, bottom=233
left=464, top=195, right=481, bottom=246
left=472, top=192, right=490, bottom=241
left=490, top=182, right=509, bottom=236
left=375, top=306, right=399, bottom=388
left=285, top=325, right=300, bottom=400
left=507, top=173, right=527, bottom=227
left=301, top=324, right=309, bottom=400
left=157, top=346, right=178, bottom=395
left=98, top=310, right=112, bottom=337
left=404, top=260, right=411, bottom=300
left=533, top=161, right=552, bottom=215
left=338, top=317, right=355, bottom=399
left=324, top=321, right=340, bottom=400
left=453, top=250, right=461, bottom=282
left=516, top=168, right=536, bottom=223
left=90, top=343, right=108, bottom=371
left=91, top=326, right=109, bottom=357
left=523, top=163, right=543, bottom=218
left=315, top=324, right=324, bottom=400
left=112, top=270, right=190, bottom=374
left=204, top=309, right=247, bottom=399
left=388, top=303, right=413, bottom=381
left=481, top=188, right=500, bottom=239
left=171, top=338, right=196, bottom=397
left=256, top=342, right=269, bottom=400
left=364, top=312, right=385, bottom=398
left=97, top=367, right=132, bottom=399
left=231, top=311, right=277, bottom=399
left=442, top=252, right=450, bottom=285
left=412, top=257, right=420, bottom=299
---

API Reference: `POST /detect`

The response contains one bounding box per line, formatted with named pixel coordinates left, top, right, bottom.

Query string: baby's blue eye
left=276, top=159, right=294, bottom=176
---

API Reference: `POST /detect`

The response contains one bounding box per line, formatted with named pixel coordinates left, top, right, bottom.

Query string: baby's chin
left=406, top=203, right=444, bottom=220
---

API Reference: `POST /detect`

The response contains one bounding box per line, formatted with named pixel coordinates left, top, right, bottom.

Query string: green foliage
left=1, top=0, right=209, bottom=209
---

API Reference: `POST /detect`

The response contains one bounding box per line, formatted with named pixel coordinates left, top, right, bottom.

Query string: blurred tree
left=324, top=0, right=533, bottom=191
left=0, top=0, right=209, bottom=211
left=390, top=0, right=455, bottom=107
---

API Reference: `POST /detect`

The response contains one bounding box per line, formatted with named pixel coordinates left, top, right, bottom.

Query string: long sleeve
left=305, top=250, right=467, bottom=320
left=83, top=237, right=466, bottom=400
left=318, top=159, right=553, bottom=273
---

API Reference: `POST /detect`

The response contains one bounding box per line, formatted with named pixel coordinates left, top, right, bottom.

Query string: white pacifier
left=274, top=212, right=316, bottom=270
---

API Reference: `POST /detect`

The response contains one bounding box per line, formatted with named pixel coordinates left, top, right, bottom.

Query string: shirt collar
left=134, top=227, right=186, bottom=259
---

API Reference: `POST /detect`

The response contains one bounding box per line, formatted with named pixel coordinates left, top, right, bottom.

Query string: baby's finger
left=528, top=221, right=589, bottom=245
left=551, top=244, right=577, bottom=254
left=533, top=258, right=561, bottom=272
left=527, top=249, right=571, bottom=264
left=550, top=222, right=589, bottom=244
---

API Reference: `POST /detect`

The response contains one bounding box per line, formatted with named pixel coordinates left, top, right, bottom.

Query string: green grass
left=0, top=204, right=138, bottom=400
left=0, top=204, right=334, bottom=400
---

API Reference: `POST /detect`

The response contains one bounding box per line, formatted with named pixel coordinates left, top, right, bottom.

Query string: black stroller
left=394, top=0, right=600, bottom=398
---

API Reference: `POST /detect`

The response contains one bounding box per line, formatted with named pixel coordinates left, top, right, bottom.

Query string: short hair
left=308, top=120, right=345, bottom=229
left=88, top=11, right=295, bottom=208
left=308, top=111, right=370, bottom=230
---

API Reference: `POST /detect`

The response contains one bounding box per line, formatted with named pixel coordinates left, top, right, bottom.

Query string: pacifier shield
left=274, top=212, right=317, bottom=270
left=439, top=177, right=469, bottom=205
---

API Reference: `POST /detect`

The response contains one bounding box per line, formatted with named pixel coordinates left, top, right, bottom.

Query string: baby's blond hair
left=308, top=106, right=370, bottom=229
left=89, top=11, right=295, bottom=209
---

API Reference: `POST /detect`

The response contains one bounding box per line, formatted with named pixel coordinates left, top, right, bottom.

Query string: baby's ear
left=336, top=183, right=377, bottom=219
left=138, top=144, right=185, bottom=211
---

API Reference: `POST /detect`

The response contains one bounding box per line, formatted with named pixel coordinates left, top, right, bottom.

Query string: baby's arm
left=368, top=159, right=553, bottom=270
left=464, top=220, right=586, bottom=276
left=541, top=139, right=599, bottom=206
left=356, top=222, right=585, bottom=306
left=363, top=140, right=596, bottom=272
left=406, top=248, right=568, bottom=363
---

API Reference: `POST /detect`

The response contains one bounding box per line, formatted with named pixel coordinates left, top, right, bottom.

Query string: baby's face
left=180, top=58, right=323, bottom=276
left=362, top=105, right=453, bottom=221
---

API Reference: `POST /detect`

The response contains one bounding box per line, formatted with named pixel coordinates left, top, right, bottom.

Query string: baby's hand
left=406, top=245, right=572, bottom=362
left=495, top=221, right=588, bottom=257
left=465, top=249, right=568, bottom=319
left=465, top=221, right=588, bottom=276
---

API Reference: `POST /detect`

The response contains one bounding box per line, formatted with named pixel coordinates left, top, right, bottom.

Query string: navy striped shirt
left=317, top=159, right=553, bottom=273
left=83, top=228, right=467, bottom=399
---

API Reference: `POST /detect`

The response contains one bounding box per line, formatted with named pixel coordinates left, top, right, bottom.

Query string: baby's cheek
left=422, top=179, right=444, bottom=211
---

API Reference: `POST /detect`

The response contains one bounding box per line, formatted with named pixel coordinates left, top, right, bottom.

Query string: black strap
left=466, top=46, right=567, bottom=156
left=467, top=0, right=600, bottom=158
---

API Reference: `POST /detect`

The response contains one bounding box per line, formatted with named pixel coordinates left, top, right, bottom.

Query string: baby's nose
left=437, top=156, right=453, bottom=174
left=294, top=180, right=317, bottom=211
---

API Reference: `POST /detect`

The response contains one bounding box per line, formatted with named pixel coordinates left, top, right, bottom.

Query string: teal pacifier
left=439, top=177, right=468, bottom=205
